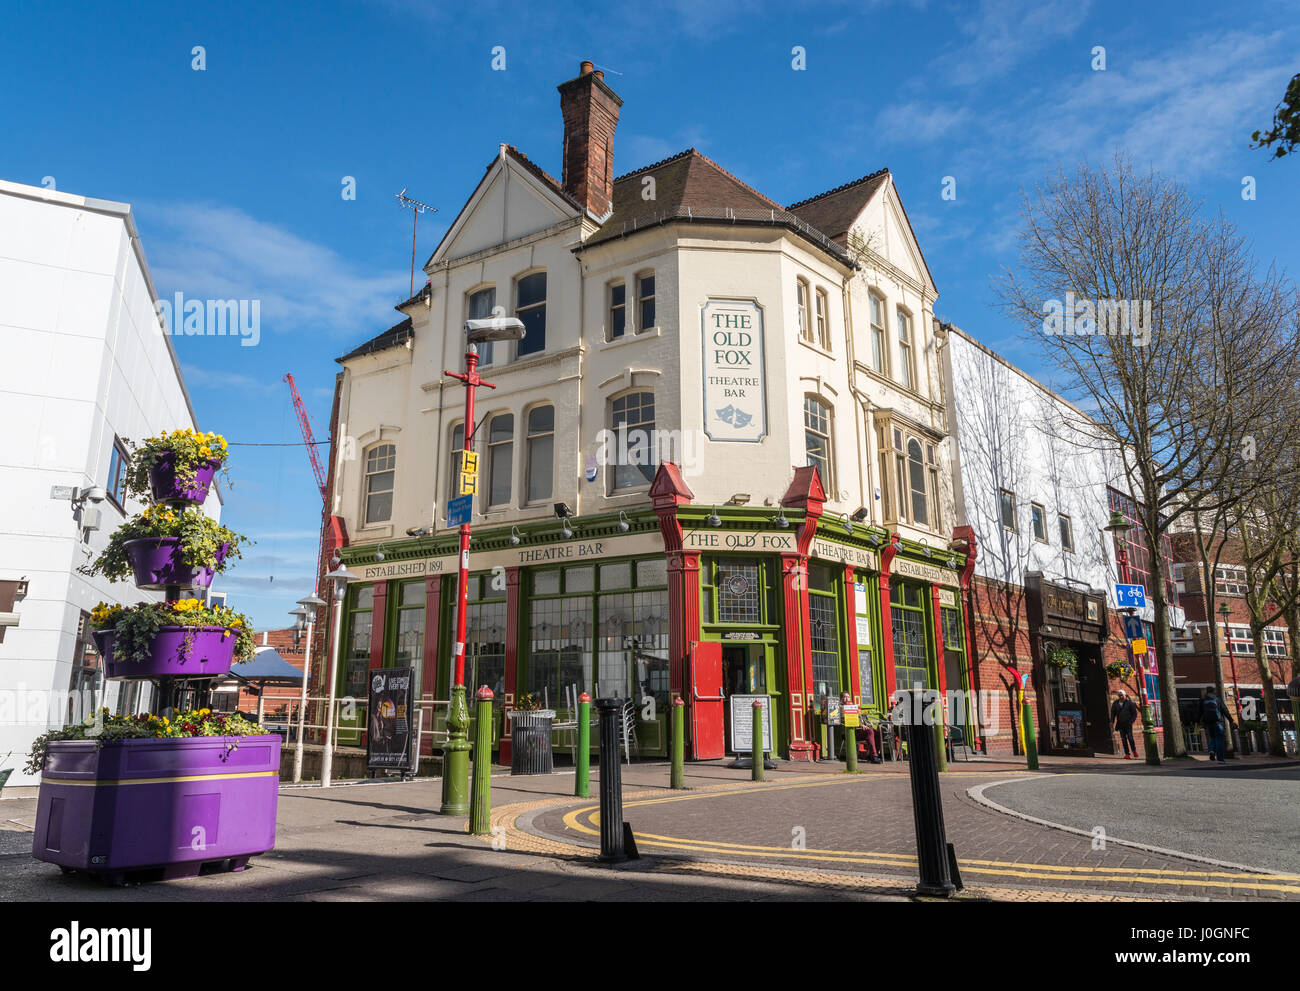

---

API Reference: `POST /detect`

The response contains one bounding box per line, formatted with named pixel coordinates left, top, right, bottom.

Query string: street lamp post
left=292, top=594, right=326, bottom=784
left=1105, top=510, right=1160, bottom=766
left=440, top=315, right=525, bottom=816
left=322, top=564, right=360, bottom=788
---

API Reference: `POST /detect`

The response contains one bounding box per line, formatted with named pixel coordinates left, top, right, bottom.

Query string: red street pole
left=439, top=343, right=496, bottom=816
left=1116, top=542, right=1148, bottom=709
left=445, top=345, right=496, bottom=689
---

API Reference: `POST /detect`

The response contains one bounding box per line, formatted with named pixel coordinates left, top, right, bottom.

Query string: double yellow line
left=559, top=783, right=1300, bottom=896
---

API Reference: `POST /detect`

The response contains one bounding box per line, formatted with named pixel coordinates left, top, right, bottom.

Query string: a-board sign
left=729, top=694, right=773, bottom=754
left=367, top=667, right=415, bottom=771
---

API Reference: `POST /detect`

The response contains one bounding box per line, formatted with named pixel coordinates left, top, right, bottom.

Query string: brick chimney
left=558, top=60, right=623, bottom=220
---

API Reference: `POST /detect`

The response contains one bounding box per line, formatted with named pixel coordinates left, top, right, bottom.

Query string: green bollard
left=935, top=721, right=949, bottom=773
left=846, top=722, right=858, bottom=772
left=1140, top=702, right=1160, bottom=766
left=818, top=705, right=828, bottom=761
left=670, top=695, right=685, bottom=790
left=575, top=692, right=591, bottom=798
left=440, top=683, right=471, bottom=815
left=1021, top=696, right=1039, bottom=771
left=469, top=686, right=494, bottom=835
left=751, top=699, right=765, bottom=782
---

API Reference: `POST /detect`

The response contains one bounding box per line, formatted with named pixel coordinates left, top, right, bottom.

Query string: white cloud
left=943, top=0, right=1093, bottom=85
left=142, top=202, right=404, bottom=340
left=875, top=102, right=972, bottom=143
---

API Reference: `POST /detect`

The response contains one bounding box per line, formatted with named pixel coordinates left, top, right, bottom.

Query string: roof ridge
left=613, top=147, right=697, bottom=182
left=786, top=167, right=890, bottom=210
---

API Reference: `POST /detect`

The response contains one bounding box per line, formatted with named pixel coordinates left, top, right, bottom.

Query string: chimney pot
left=580, top=60, right=594, bottom=75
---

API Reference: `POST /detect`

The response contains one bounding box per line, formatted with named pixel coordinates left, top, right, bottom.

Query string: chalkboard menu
left=367, top=667, right=415, bottom=771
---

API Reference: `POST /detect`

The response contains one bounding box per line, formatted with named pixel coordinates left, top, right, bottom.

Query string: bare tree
left=996, top=154, right=1300, bottom=758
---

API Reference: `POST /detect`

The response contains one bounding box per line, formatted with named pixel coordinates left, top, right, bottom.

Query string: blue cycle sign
left=1115, top=583, right=1146, bottom=609
left=702, top=299, right=766, bottom=443
left=446, top=494, right=474, bottom=528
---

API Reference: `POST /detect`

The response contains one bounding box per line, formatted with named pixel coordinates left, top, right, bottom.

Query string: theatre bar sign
left=702, top=298, right=766, bottom=443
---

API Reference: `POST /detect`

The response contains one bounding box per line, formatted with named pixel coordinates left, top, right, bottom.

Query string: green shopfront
left=330, top=463, right=968, bottom=765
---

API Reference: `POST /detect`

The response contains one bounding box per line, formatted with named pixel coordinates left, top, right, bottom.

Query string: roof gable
left=786, top=169, right=889, bottom=245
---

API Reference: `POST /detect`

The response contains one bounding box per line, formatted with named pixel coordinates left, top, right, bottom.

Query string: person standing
left=1201, top=688, right=1227, bottom=764
left=1110, top=689, right=1139, bottom=759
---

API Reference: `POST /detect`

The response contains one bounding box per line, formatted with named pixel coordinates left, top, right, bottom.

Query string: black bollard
left=901, top=689, right=955, bottom=897
left=595, top=698, right=626, bottom=862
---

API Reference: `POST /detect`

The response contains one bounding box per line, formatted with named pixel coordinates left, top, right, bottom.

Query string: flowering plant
left=91, top=598, right=256, bottom=666
left=26, top=707, right=265, bottom=775
left=1105, top=660, right=1134, bottom=680
left=123, top=428, right=229, bottom=497
left=78, top=503, right=246, bottom=582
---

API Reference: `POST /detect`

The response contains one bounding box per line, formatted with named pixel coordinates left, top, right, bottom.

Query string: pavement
left=0, top=751, right=1295, bottom=901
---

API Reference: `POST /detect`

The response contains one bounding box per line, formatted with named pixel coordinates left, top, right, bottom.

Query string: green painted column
left=469, top=686, right=494, bottom=835
left=752, top=699, right=765, bottom=782
left=670, top=695, right=685, bottom=790
left=440, top=683, right=470, bottom=815
left=845, top=723, right=858, bottom=772
left=575, top=693, right=591, bottom=798
left=1021, top=695, right=1039, bottom=771
left=1140, top=703, right=1160, bottom=766
left=934, top=720, right=948, bottom=773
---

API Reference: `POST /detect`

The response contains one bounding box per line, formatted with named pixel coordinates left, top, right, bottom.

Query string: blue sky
left=3, top=0, right=1296, bottom=629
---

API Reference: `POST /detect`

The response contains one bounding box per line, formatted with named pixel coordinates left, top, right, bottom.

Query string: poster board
left=729, top=694, right=773, bottom=754
left=367, top=667, right=415, bottom=772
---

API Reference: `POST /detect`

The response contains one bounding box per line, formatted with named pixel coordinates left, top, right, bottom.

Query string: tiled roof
left=501, top=145, right=582, bottom=212
left=581, top=149, right=855, bottom=264
left=336, top=317, right=413, bottom=364
left=786, top=169, right=890, bottom=245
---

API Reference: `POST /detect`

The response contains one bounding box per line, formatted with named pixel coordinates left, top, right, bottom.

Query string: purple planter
left=91, top=629, right=115, bottom=667
left=123, top=537, right=228, bottom=590
left=148, top=453, right=222, bottom=505
left=33, top=735, right=281, bottom=881
left=103, top=625, right=238, bottom=680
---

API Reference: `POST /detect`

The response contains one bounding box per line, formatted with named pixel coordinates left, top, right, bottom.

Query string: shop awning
left=226, top=648, right=304, bottom=686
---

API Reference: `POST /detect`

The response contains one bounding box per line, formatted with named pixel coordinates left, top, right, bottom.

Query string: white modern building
left=943, top=324, right=1183, bottom=755
left=0, top=179, right=217, bottom=785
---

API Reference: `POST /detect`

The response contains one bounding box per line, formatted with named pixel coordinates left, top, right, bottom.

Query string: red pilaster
left=499, top=566, right=522, bottom=766
left=879, top=536, right=901, bottom=699
left=649, top=462, right=698, bottom=703
left=779, top=465, right=826, bottom=762
left=368, top=580, right=388, bottom=669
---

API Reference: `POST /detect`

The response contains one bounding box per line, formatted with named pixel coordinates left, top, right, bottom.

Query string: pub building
left=319, top=61, right=971, bottom=764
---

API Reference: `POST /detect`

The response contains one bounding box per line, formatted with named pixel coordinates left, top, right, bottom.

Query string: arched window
left=487, top=413, right=514, bottom=506
left=804, top=396, right=833, bottom=492
left=364, top=443, right=396, bottom=525
left=907, top=439, right=928, bottom=527
left=526, top=406, right=554, bottom=502
left=611, top=391, right=656, bottom=490
left=515, top=272, right=547, bottom=356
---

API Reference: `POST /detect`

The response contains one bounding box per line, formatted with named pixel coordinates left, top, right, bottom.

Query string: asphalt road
left=981, top=764, right=1300, bottom=874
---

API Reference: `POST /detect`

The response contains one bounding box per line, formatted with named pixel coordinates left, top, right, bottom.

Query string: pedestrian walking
left=1111, top=690, right=1139, bottom=759
left=1201, top=688, right=1227, bottom=764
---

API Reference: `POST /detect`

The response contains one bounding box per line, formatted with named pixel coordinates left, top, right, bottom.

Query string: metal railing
left=286, top=694, right=451, bottom=783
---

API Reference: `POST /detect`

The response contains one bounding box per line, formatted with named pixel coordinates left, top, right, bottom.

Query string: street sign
left=458, top=452, right=479, bottom=495
left=1121, top=614, right=1145, bottom=642
left=1131, top=638, right=1148, bottom=655
left=1115, top=583, right=1146, bottom=609
left=446, top=494, right=473, bottom=528
left=843, top=703, right=861, bottom=728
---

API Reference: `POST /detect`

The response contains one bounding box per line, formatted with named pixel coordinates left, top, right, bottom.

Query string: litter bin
left=510, top=710, right=555, bottom=775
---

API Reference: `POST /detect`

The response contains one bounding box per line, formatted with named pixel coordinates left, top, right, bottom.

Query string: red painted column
left=667, top=551, right=702, bottom=700
left=420, top=575, right=442, bottom=757
left=499, top=566, right=521, bottom=766
left=843, top=564, right=860, bottom=703
left=368, top=580, right=388, bottom=669
left=782, top=553, right=813, bottom=761
left=879, top=537, right=900, bottom=698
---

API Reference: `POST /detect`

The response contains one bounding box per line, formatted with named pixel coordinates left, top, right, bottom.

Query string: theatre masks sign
left=702, top=299, right=766, bottom=443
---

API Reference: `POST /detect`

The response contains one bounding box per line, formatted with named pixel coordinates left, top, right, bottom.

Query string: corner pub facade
left=320, top=61, right=975, bottom=764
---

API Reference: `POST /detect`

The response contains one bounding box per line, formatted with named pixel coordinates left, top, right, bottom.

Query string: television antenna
left=396, top=188, right=437, bottom=298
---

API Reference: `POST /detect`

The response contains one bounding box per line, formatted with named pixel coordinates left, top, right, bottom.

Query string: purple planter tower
left=34, top=440, right=277, bottom=884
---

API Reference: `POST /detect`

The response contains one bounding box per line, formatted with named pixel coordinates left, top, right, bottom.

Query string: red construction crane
left=284, top=372, right=328, bottom=502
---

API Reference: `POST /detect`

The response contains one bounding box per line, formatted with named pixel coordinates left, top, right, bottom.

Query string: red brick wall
left=966, top=577, right=1036, bottom=756
left=234, top=628, right=308, bottom=717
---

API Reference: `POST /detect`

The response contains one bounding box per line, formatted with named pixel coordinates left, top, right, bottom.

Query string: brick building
left=211, top=627, right=308, bottom=719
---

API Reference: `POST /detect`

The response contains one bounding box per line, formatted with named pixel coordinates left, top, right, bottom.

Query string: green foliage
left=1252, top=72, right=1300, bottom=160
left=1045, top=644, right=1079, bottom=673
left=123, top=428, right=229, bottom=498
left=91, top=599, right=257, bottom=667
left=78, top=503, right=246, bottom=583
left=1105, top=660, right=1134, bottom=680
left=516, top=693, right=542, bottom=711
left=27, top=707, right=265, bottom=775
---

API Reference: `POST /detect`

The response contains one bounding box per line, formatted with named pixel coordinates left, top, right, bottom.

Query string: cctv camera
left=80, top=486, right=106, bottom=504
